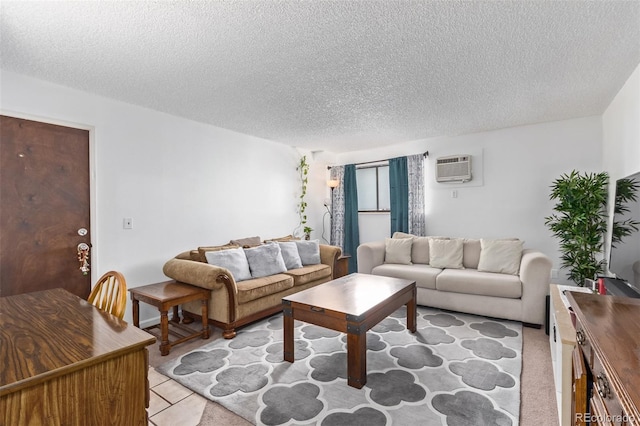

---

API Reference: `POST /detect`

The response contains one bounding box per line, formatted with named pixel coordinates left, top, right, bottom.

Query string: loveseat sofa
left=357, top=233, right=552, bottom=326
left=163, top=236, right=342, bottom=338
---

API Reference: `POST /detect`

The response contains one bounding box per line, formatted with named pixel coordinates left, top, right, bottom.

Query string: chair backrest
left=88, top=271, right=127, bottom=319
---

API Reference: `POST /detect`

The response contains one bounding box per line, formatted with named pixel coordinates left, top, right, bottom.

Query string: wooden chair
left=88, top=271, right=127, bottom=319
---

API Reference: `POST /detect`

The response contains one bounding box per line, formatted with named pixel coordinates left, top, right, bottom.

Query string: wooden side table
left=334, top=254, right=351, bottom=279
left=129, top=280, right=210, bottom=356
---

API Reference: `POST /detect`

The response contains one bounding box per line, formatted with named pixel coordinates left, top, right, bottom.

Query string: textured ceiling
left=1, top=1, right=639, bottom=153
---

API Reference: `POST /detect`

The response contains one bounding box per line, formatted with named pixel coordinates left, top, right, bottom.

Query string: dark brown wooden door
left=1, top=115, right=91, bottom=298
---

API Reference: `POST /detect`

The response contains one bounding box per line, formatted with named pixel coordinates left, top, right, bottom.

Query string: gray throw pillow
left=278, top=241, right=303, bottom=270
left=205, top=247, right=252, bottom=282
left=295, top=239, right=321, bottom=265
left=244, top=242, right=287, bottom=278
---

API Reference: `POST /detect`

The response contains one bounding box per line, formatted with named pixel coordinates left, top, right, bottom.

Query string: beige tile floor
left=148, top=367, right=207, bottom=426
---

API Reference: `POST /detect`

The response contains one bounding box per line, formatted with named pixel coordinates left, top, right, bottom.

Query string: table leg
left=132, top=297, right=140, bottom=328
left=171, top=306, right=180, bottom=323
left=283, top=304, right=294, bottom=362
left=201, top=298, right=210, bottom=339
left=160, top=310, right=170, bottom=356
left=407, top=287, right=417, bottom=333
left=347, top=324, right=367, bottom=388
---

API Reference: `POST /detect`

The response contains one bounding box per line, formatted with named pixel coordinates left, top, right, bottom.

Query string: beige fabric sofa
left=163, top=239, right=342, bottom=338
left=357, top=233, right=552, bottom=326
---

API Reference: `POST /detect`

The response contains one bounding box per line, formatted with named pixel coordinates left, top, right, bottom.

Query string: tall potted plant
left=545, top=170, right=609, bottom=285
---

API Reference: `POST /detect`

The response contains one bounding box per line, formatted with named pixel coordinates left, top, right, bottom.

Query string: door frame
left=1, top=109, right=99, bottom=285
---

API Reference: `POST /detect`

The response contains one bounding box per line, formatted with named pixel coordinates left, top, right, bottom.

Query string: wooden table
left=129, top=280, right=210, bottom=356
left=1, top=288, right=156, bottom=425
left=282, top=273, right=416, bottom=388
left=334, top=254, right=351, bottom=279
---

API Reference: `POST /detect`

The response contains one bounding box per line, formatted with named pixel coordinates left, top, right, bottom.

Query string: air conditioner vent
left=436, top=155, right=472, bottom=182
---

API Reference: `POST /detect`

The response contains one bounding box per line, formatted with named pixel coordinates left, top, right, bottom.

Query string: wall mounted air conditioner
left=436, top=155, right=472, bottom=183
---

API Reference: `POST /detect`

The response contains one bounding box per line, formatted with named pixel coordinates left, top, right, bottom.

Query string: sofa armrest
left=519, top=249, right=553, bottom=325
left=320, top=244, right=342, bottom=278
left=162, top=258, right=236, bottom=293
left=356, top=241, right=386, bottom=274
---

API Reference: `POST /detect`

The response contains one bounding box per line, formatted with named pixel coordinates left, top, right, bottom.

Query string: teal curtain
left=344, top=164, right=360, bottom=274
left=389, top=157, right=409, bottom=234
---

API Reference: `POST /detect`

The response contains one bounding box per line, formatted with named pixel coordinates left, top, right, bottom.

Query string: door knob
left=77, top=243, right=90, bottom=275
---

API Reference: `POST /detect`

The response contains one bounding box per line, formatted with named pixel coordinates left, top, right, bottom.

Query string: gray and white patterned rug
left=157, top=306, right=522, bottom=426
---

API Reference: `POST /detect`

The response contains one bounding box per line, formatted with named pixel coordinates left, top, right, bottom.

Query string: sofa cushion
left=436, top=269, right=522, bottom=298
left=265, top=234, right=298, bottom=242
left=277, top=241, right=303, bottom=269
left=195, top=243, right=240, bottom=263
left=236, top=274, right=294, bottom=304
left=463, top=239, right=481, bottom=269
left=429, top=238, right=464, bottom=269
left=392, top=231, right=414, bottom=239
left=189, top=250, right=200, bottom=261
left=384, top=237, right=413, bottom=264
left=204, top=247, right=252, bottom=282
left=283, top=264, right=332, bottom=286
left=372, top=264, right=441, bottom=290
left=392, top=233, right=449, bottom=265
left=409, top=237, right=431, bottom=264
left=244, top=242, right=287, bottom=278
left=295, top=239, right=321, bottom=265
left=478, top=239, right=524, bottom=275
left=230, top=236, right=262, bottom=248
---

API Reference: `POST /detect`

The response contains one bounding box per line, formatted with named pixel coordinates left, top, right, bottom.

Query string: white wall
left=1, top=70, right=320, bottom=324
left=602, top=63, right=640, bottom=273
left=336, top=116, right=604, bottom=284
left=3, top=61, right=637, bottom=317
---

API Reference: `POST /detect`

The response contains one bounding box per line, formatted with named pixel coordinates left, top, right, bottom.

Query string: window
left=356, top=165, right=390, bottom=212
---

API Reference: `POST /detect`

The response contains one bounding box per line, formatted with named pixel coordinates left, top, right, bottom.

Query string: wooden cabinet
left=567, top=292, right=640, bottom=426
left=1, top=288, right=156, bottom=425
left=549, top=284, right=593, bottom=425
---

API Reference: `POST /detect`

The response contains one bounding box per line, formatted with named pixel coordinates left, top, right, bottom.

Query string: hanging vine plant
left=295, top=155, right=312, bottom=239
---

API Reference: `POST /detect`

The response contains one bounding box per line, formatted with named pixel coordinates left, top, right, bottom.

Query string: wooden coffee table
left=282, top=273, right=416, bottom=388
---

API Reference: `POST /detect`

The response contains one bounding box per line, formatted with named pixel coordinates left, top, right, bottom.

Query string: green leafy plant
left=303, top=226, right=313, bottom=240
left=295, top=155, right=310, bottom=237
left=545, top=170, right=609, bottom=285
left=611, top=177, right=640, bottom=249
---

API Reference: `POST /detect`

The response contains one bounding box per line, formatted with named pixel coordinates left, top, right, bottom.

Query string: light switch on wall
left=123, top=218, right=133, bottom=229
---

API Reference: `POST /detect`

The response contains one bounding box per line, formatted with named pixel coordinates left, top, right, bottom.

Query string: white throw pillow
left=205, top=247, right=252, bottom=281
left=477, top=239, right=524, bottom=275
left=295, top=239, right=321, bottom=265
left=384, top=237, right=413, bottom=264
left=277, top=241, right=303, bottom=270
left=429, top=238, right=464, bottom=269
left=244, top=242, right=287, bottom=278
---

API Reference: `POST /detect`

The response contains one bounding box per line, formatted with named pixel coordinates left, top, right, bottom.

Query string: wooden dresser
left=1, top=288, right=156, bottom=425
left=567, top=292, right=640, bottom=426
